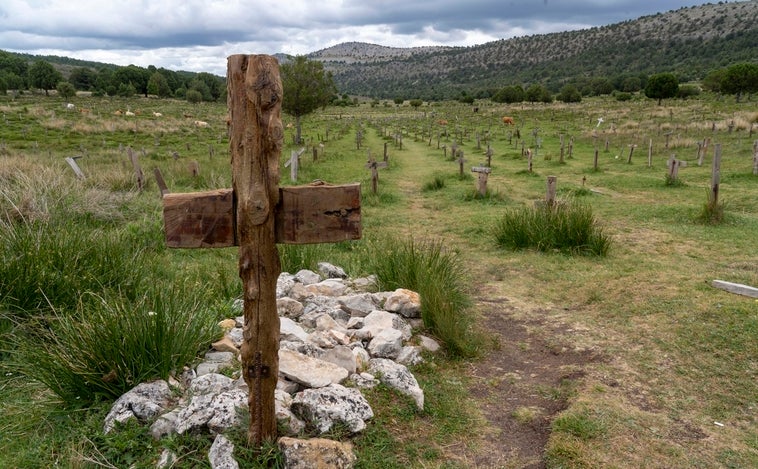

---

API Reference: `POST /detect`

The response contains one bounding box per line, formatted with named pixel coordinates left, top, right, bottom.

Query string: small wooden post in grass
left=559, top=135, right=565, bottom=163
left=485, top=145, right=493, bottom=167
left=153, top=167, right=170, bottom=197
left=64, top=156, right=85, bottom=179
left=285, top=148, right=305, bottom=182
left=471, top=165, right=490, bottom=196
left=627, top=144, right=637, bottom=164
left=189, top=160, right=199, bottom=178
left=546, top=176, right=557, bottom=207
left=664, top=131, right=673, bottom=149
left=711, top=143, right=722, bottom=205
left=365, top=151, right=388, bottom=195
left=647, top=139, right=653, bottom=168
left=666, top=155, right=687, bottom=182
left=162, top=55, right=361, bottom=448
left=383, top=141, right=389, bottom=162
left=752, top=140, right=757, bottom=176
left=593, top=149, right=599, bottom=171
left=457, top=150, right=467, bottom=177
left=127, top=147, right=144, bottom=191
left=527, top=148, right=534, bottom=173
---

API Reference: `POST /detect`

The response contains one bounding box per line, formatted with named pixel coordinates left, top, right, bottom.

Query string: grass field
left=1, top=91, right=756, bottom=468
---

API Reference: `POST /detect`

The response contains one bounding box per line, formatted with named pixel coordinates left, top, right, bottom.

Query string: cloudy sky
left=1, top=0, right=713, bottom=76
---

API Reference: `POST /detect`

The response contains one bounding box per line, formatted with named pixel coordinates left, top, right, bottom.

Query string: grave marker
left=666, top=155, right=687, bottom=181
left=471, top=165, right=491, bottom=196
left=365, top=151, right=388, bottom=195
left=64, top=156, right=85, bottom=179
left=546, top=176, right=557, bottom=207
left=162, top=55, right=361, bottom=447
left=127, top=147, right=145, bottom=191
left=457, top=150, right=467, bottom=177
left=153, top=167, right=170, bottom=197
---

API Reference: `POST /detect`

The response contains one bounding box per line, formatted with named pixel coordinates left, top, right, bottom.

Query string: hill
left=309, top=1, right=758, bottom=100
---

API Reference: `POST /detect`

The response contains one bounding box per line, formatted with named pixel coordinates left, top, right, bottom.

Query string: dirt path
left=377, top=134, right=603, bottom=467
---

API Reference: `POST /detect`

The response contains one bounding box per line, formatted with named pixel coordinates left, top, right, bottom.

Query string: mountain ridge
left=303, top=1, right=758, bottom=99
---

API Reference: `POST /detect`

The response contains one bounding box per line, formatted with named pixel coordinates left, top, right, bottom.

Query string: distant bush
left=493, top=200, right=611, bottom=256
left=677, top=84, right=701, bottom=99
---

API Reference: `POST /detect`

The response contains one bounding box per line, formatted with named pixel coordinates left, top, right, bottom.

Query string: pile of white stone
left=103, top=262, right=440, bottom=469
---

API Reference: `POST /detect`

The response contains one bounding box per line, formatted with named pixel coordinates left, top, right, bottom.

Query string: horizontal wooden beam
left=163, top=183, right=361, bottom=248
left=711, top=280, right=758, bottom=299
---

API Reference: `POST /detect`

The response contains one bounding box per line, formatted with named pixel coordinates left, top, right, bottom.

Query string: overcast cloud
left=0, top=0, right=714, bottom=76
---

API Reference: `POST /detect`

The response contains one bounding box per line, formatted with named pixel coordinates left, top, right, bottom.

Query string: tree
left=147, top=72, right=171, bottom=97
left=493, top=85, right=525, bottom=104
left=720, top=62, right=758, bottom=102
left=69, top=67, right=98, bottom=91
left=280, top=56, right=337, bottom=144
left=56, top=81, right=76, bottom=99
left=645, top=73, right=679, bottom=105
left=526, top=84, right=552, bottom=103
left=557, top=84, right=582, bottom=103
left=28, top=60, right=62, bottom=96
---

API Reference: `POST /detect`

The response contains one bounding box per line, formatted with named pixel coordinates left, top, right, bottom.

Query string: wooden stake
left=153, top=167, right=170, bottom=197
left=546, top=176, right=557, bottom=207
left=711, top=143, right=722, bottom=205
left=127, top=147, right=144, bottom=191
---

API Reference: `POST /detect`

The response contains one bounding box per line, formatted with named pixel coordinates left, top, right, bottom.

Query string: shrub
left=13, top=282, right=221, bottom=405
left=493, top=200, right=611, bottom=256
left=695, top=190, right=726, bottom=225
left=0, top=217, right=152, bottom=316
left=422, top=174, right=446, bottom=192
left=369, top=237, right=481, bottom=358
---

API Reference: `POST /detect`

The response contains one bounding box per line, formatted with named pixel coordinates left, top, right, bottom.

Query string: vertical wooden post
left=486, top=145, right=493, bottom=167
left=153, top=167, right=169, bottom=197
left=127, top=147, right=144, bottom=191
left=627, top=144, right=636, bottom=164
left=711, top=143, right=722, bottom=205
left=457, top=150, right=466, bottom=177
left=227, top=54, right=282, bottom=447
left=697, top=141, right=704, bottom=166
left=559, top=135, right=565, bottom=163
left=593, top=149, right=599, bottom=171
left=752, top=140, right=757, bottom=176
left=647, top=139, right=653, bottom=168
left=189, top=160, right=199, bottom=178
left=383, top=141, right=389, bottom=162
left=546, top=176, right=557, bottom=207
left=471, top=166, right=490, bottom=196
left=527, top=149, right=533, bottom=173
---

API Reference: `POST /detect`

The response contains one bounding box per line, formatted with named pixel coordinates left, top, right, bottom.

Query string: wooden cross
left=666, top=154, right=687, bottom=181
left=471, top=165, right=491, bottom=196
left=365, top=151, right=388, bottom=194
left=161, top=55, right=361, bottom=447
left=456, top=150, right=467, bottom=177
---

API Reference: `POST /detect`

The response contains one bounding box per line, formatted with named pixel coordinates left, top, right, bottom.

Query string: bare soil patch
left=461, top=292, right=603, bottom=468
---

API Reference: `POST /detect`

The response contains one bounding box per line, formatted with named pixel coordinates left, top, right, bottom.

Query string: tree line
left=0, top=50, right=225, bottom=102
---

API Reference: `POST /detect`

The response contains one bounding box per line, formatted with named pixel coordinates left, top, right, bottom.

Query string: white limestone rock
left=368, top=358, right=424, bottom=410
left=278, top=349, right=349, bottom=388
left=291, top=383, right=374, bottom=434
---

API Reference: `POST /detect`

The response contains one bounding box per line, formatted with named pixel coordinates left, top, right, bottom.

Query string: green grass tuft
left=493, top=199, right=611, bottom=256
left=368, top=237, right=482, bottom=358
